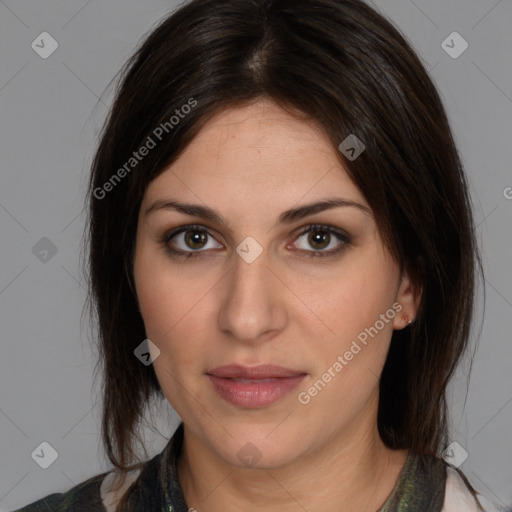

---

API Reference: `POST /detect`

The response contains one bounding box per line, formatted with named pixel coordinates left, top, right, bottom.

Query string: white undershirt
left=442, top=466, right=504, bottom=512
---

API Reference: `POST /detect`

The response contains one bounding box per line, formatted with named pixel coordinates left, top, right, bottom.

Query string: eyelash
left=159, top=223, right=352, bottom=260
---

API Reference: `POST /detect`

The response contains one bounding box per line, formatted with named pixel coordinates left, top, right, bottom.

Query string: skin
left=133, top=99, right=421, bottom=512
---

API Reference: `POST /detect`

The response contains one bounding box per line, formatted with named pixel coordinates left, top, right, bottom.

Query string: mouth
left=207, top=364, right=307, bottom=408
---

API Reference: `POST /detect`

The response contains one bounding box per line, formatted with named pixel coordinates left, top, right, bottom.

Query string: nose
left=217, top=247, right=287, bottom=344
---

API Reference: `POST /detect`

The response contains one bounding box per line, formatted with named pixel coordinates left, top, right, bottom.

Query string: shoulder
left=442, top=465, right=508, bottom=512
left=11, top=471, right=110, bottom=512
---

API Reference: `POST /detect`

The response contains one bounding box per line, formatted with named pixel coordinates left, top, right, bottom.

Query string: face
left=133, top=99, right=417, bottom=468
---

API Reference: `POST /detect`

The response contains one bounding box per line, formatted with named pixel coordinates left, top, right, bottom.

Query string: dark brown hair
left=85, top=0, right=484, bottom=506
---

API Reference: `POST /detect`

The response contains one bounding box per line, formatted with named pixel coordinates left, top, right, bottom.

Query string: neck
left=177, top=408, right=408, bottom=512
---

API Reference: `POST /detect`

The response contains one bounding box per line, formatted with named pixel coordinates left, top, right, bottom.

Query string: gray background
left=0, top=0, right=511, bottom=510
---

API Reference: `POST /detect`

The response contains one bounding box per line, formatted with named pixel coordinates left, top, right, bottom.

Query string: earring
left=401, top=312, right=412, bottom=325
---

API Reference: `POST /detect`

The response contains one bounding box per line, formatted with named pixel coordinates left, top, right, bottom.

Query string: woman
left=13, top=0, right=509, bottom=510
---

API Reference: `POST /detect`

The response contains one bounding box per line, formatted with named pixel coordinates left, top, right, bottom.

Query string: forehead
left=142, top=100, right=369, bottom=216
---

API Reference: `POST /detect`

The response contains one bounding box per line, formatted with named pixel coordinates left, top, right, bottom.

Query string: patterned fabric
left=377, top=450, right=446, bottom=511
left=13, top=422, right=484, bottom=512
left=10, top=471, right=108, bottom=511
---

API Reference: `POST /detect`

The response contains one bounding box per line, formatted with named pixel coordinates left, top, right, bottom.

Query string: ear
left=393, top=266, right=422, bottom=330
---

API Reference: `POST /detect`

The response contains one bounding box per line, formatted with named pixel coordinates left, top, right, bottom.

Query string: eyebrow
left=144, top=197, right=372, bottom=227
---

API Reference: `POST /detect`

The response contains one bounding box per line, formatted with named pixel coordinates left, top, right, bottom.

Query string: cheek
left=297, top=250, right=400, bottom=395
left=135, top=266, right=202, bottom=405
left=295, top=266, right=399, bottom=422
left=133, top=245, right=219, bottom=374
left=137, top=281, right=207, bottom=369
left=134, top=241, right=196, bottom=337
left=303, top=257, right=398, bottom=342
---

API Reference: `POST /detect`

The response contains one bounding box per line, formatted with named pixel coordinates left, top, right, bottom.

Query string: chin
left=205, top=420, right=308, bottom=470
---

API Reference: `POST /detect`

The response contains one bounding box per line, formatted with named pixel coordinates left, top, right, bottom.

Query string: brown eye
left=307, top=229, right=331, bottom=250
left=161, top=224, right=223, bottom=258
left=184, top=229, right=208, bottom=250
left=292, top=224, right=351, bottom=258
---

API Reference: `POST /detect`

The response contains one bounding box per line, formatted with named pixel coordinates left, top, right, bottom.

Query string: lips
left=208, top=364, right=304, bottom=379
left=207, top=364, right=307, bottom=408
